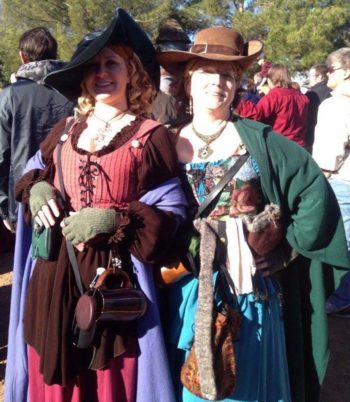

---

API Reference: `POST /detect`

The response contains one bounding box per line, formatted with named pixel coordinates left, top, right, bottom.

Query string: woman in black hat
left=14, top=9, right=186, bottom=402
left=157, top=27, right=350, bottom=402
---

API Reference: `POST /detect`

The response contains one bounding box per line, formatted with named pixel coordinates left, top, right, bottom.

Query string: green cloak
left=235, top=116, right=350, bottom=402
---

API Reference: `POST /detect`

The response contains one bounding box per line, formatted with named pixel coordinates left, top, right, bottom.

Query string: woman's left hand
left=29, top=181, right=62, bottom=228
left=35, top=199, right=61, bottom=228
left=60, top=207, right=117, bottom=245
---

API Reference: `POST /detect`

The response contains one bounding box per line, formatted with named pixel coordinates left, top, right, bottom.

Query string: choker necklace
left=192, top=120, right=228, bottom=159
left=91, top=111, right=127, bottom=144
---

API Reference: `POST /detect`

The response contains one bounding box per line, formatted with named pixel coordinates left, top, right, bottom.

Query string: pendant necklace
left=92, top=111, right=127, bottom=144
left=192, top=119, right=228, bottom=159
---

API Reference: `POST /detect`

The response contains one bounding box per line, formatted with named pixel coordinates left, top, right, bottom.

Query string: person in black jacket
left=152, top=19, right=191, bottom=129
left=0, top=27, right=73, bottom=233
left=305, top=64, right=331, bottom=151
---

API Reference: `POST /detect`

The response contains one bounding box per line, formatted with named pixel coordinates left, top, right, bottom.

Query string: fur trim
left=242, top=203, right=281, bottom=233
left=16, top=60, right=66, bottom=85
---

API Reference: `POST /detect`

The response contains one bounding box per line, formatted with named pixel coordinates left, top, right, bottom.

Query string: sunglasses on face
left=328, top=66, right=342, bottom=74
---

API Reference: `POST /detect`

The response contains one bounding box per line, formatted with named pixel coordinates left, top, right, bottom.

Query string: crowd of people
left=0, top=6, right=349, bottom=402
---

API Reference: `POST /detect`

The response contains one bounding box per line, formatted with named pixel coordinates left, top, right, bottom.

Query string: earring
left=188, top=96, right=193, bottom=116
left=230, top=102, right=234, bottom=117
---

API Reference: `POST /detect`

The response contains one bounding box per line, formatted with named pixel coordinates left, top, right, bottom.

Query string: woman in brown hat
left=13, top=8, right=186, bottom=402
left=157, top=27, right=350, bottom=402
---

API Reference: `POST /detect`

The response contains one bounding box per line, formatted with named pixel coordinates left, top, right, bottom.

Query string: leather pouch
left=180, top=304, right=241, bottom=400
left=31, top=223, right=60, bottom=261
left=243, top=204, right=284, bottom=256
left=75, top=268, right=147, bottom=332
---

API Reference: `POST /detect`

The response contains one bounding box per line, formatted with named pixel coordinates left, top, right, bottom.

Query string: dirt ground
left=320, top=315, right=350, bottom=402
left=0, top=250, right=349, bottom=402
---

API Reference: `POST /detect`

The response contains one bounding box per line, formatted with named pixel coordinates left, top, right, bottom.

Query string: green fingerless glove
left=29, top=181, right=57, bottom=217
left=62, top=207, right=117, bottom=245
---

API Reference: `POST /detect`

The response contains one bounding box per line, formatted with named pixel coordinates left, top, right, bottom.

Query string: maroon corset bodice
left=53, top=118, right=160, bottom=211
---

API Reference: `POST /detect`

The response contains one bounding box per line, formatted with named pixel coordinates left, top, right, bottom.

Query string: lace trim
left=70, top=115, right=145, bottom=157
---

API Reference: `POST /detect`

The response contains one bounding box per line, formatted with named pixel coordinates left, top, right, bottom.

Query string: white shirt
left=312, top=81, right=350, bottom=182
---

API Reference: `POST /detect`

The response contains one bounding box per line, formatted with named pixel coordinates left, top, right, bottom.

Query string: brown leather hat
left=157, top=26, right=263, bottom=70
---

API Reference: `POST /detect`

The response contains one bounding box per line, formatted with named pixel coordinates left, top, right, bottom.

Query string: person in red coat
left=236, top=64, right=309, bottom=148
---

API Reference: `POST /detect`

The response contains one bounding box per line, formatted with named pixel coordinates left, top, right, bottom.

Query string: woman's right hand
left=29, top=181, right=61, bottom=228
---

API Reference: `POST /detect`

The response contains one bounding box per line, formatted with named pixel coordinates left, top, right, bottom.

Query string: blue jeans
left=327, top=177, right=350, bottom=309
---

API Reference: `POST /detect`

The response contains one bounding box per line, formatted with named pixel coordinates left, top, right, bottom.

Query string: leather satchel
left=75, top=266, right=147, bottom=331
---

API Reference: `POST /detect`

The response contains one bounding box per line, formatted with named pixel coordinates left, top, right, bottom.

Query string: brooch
left=131, top=139, right=141, bottom=148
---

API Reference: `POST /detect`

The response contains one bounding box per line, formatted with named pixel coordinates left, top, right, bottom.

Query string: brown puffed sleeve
left=111, top=125, right=184, bottom=264
left=137, top=125, right=179, bottom=195
left=125, top=201, right=179, bottom=263
left=15, top=117, right=69, bottom=224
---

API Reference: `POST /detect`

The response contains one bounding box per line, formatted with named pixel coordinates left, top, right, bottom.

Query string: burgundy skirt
left=28, top=342, right=137, bottom=402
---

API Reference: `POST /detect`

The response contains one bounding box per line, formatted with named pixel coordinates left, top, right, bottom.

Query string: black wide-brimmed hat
left=155, top=19, right=191, bottom=51
left=45, top=8, right=160, bottom=100
left=157, top=26, right=262, bottom=71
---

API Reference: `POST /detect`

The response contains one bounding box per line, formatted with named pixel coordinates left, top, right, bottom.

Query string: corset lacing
left=78, top=155, right=111, bottom=207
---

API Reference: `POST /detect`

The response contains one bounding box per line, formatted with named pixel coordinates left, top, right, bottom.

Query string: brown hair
left=267, top=64, right=292, bottom=88
left=290, top=81, right=301, bottom=92
left=77, top=45, right=156, bottom=116
left=310, top=64, right=328, bottom=81
left=19, top=27, right=57, bottom=61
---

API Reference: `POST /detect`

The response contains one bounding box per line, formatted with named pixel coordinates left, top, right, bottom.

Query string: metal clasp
left=111, top=256, right=122, bottom=270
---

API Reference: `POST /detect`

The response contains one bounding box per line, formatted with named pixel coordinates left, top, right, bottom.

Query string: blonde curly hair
left=76, top=44, right=156, bottom=117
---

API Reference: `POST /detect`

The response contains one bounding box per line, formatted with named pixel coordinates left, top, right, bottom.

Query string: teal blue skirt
left=166, top=275, right=291, bottom=402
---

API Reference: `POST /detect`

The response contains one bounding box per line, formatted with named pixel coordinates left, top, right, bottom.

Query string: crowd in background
left=0, top=7, right=349, bottom=402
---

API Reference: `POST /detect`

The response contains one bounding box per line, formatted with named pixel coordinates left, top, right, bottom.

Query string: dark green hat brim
left=44, top=8, right=160, bottom=100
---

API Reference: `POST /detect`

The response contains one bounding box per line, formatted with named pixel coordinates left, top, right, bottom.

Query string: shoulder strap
left=56, top=118, right=74, bottom=202
left=56, top=119, right=84, bottom=296
left=195, top=153, right=249, bottom=219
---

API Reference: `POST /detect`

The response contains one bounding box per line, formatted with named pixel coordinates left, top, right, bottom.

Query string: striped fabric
left=53, top=119, right=159, bottom=211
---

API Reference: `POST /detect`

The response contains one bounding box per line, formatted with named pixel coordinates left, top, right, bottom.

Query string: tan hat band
left=190, top=44, right=241, bottom=56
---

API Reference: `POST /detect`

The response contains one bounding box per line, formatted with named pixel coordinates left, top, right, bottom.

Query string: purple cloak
left=5, top=150, right=187, bottom=402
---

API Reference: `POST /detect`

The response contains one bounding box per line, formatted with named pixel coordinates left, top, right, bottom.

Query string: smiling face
left=188, top=60, right=237, bottom=114
left=82, top=46, right=130, bottom=108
